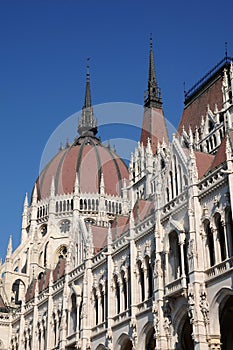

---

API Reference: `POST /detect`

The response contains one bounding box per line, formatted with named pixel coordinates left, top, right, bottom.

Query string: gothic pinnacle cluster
left=78, top=58, right=98, bottom=138
left=144, top=35, right=162, bottom=109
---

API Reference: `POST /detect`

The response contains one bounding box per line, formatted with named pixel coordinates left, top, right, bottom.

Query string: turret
left=140, top=35, right=168, bottom=154
left=77, top=59, right=98, bottom=138
left=21, top=193, right=28, bottom=242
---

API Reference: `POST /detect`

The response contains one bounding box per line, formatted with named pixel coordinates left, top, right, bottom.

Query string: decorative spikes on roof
left=78, top=58, right=98, bottom=138
left=144, top=34, right=162, bottom=109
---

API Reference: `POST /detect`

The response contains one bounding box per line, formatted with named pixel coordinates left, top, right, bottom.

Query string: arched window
left=178, top=164, right=182, bottom=192
left=121, top=271, right=127, bottom=310
left=215, top=214, right=226, bottom=261
left=166, top=187, right=169, bottom=202
left=168, top=231, right=181, bottom=280
left=137, top=261, right=145, bottom=302
left=84, top=199, right=87, bottom=210
left=100, top=285, right=105, bottom=323
left=169, top=171, right=174, bottom=199
left=225, top=208, right=233, bottom=257
left=205, top=221, right=215, bottom=267
left=145, top=256, right=153, bottom=299
left=12, top=279, right=25, bottom=305
left=93, top=288, right=98, bottom=325
left=57, top=246, right=67, bottom=260
left=174, top=156, right=178, bottom=196
left=44, top=242, right=49, bottom=267
left=70, top=294, right=77, bottom=333
left=114, top=276, right=120, bottom=314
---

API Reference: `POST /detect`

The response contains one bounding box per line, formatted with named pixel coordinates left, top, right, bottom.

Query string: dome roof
left=37, top=136, right=128, bottom=200
left=36, top=66, right=129, bottom=200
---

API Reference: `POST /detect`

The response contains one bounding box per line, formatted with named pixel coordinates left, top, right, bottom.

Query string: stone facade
left=0, top=44, right=233, bottom=350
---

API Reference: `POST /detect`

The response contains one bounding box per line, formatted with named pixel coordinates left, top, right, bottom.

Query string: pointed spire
left=6, top=235, right=12, bottom=258
left=50, top=176, right=55, bottom=197
left=100, top=172, right=105, bottom=195
left=84, top=58, right=91, bottom=108
left=32, top=183, right=38, bottom=204
left=77, top=59, right=98, bottom=138
left=144, top=34, right=162, bottom=109
left=23, top=192, right=28, bottom=210
left=74, top=172, right=80, bottom=194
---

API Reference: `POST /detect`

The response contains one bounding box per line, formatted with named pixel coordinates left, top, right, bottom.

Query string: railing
left=137, top=297, right=152, bottom=314
left=113, top=309, right=130, bottom=324
left=205, top=257, right=233, bottom=281
left=185, top=56, right=233, bottom=101
left=92, top=321, right=107, bottom=335
left=165, top=276, right=187, bottom=297
left=162, top=191, right=187, bottom=216
left=69, top=262, right=85, bottom=279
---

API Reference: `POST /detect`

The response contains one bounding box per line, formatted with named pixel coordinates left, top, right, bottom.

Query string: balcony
left=205, top=257, right=233, bottom=282
left=113, top=309, right=130, bottom=325
left=165, top=276, right=187, bottom=297
left=137, top=297, right=153, bottom=315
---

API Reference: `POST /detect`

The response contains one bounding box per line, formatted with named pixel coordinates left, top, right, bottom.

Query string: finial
left=77, top=58, right=98, bottom=138
left=183, top=81, right=186, bottom=98
left=225, top=42, right=228, bottom=60
left=150, top=33, right=153, bottom=49
left=74, top=172, right=80, bottom=194
left=23, top=192, right=28, bottom=209
left=32, top=183, right=38, bottom=204
left=144, top=35, right=162, bottom=109
left=7, top=235, right=12, bottom=257
left=50, top=176, right=55, bottom=197
left=86, top=57, right=91, bottom=83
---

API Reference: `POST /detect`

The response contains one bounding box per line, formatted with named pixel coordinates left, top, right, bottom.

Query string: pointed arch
left=116, top=333, right=133, bottom=350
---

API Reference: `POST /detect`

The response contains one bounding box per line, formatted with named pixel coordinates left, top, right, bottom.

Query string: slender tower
left=140, top=35, right=168, bottom=153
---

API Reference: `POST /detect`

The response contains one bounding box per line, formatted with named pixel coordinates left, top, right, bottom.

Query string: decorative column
left=213, top=228, right=221, bottom=265
left=106, top=225, right=114, bottom=350
left=222, top=221, right=229, bottom=260
left=179, top=232, right=186, bottom=288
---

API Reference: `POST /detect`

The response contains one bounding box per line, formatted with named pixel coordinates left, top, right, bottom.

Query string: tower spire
left=78, top=58, right=98, bottom=138
left=144, top=34, right=162, bottom=109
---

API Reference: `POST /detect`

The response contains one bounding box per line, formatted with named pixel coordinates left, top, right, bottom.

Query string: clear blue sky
left=0, top=0, right=232, bottom=260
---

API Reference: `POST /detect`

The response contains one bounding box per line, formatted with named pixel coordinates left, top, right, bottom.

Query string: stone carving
left=200, top=287, right=209, bottom=324
left=163, top=300, right=172, bottom=337
left=152, top=302, right=160, bottom=338
left=188, top=289, right=195, bottom=323
left=106, top=328, right=113, bottom=350
left=154, top=258, right=163, bottom=278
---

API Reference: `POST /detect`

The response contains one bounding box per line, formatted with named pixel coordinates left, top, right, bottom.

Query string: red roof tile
left=178, top=77, right=223, bottom=134
left=53, top=258, right=66, bottom=282
left=111, top=215, right=129, bottom=240
left=37, top=138, right=128, bottom=200
left=194, top=151, right=215, bottom=178
left=133, top=199, right=154, bottom=222
left=91, top=225, right=108, bottom=253
left=140, top=107, right=168, bottom=154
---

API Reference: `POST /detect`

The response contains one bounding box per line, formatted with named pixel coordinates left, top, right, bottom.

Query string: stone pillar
left=213, top=228, right=221, bottom=264
left=226, top=221, right=233, bottom=257
left=164, top=251, right=169, bottom=286
left=222, top=222, right=229, bottom=259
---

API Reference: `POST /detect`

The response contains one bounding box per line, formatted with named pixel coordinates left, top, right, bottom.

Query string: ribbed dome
left=36, top=136, right=129, bottom=200
left=37, top=65, right=128, bottom=200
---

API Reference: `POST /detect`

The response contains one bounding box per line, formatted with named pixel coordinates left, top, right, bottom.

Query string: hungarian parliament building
left=0, top=41, right=233, bottom=350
